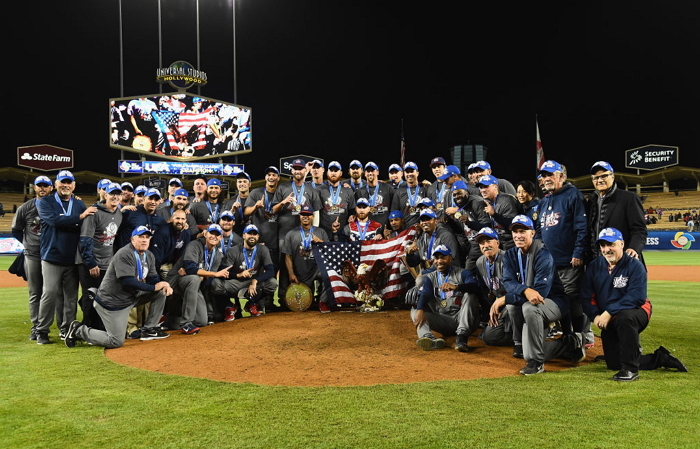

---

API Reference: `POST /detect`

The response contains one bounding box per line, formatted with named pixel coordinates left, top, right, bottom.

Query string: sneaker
left=59, top=330, right=67, bottom=341
left=29, top=329, right=37, bottom=341
left=570, top=333, right=586, bottom=363
left=520, top=361, right=544, bottom=376
left=584, top=342, right=595, bottom=349
left=319, top=302, right=331, bottom=314
left=657, top=346, right=688, bottom=372
left=546, top=322, right=563, bottom=341
left=37, top=333, right=51, bottom=345
left=224, top=306, right=238, bottom=322
left=455, top=334, right=469, bottom=352
left=182, top=323, right=200, bottom=335
left=612, top=369, right=639, bottom=382
left=416, top=336, right=446, bottom=351
left=512, top=344, right=524, bottom=359
left=140, top=328, right=170, bottom=341
left=64, top=320, right=82, bottom=348
left=248, top=304, right=263, bottom=317
left=126, top=329, right=141, bottom=340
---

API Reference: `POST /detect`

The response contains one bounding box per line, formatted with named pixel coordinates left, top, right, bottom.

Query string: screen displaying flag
left=312, top=228, right=416, bottom=304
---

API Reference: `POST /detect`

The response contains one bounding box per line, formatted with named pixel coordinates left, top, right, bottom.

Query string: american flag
left=313, top=228, right=416, bottom=304
left=152, top=109, right=180, bottom=153
left=179, top=107, right=214, bottom=149
left=536, top=116, right=546, bottom=171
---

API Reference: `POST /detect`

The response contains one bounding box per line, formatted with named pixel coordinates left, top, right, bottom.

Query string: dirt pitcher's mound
left=106, top=310, right=602, bottom=386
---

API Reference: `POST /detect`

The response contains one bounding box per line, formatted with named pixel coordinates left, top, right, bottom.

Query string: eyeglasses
left=592, top=173, right=612, bottom=181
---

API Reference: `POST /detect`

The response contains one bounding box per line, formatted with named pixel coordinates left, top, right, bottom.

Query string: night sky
left=11, top=0, right=700, bottom=185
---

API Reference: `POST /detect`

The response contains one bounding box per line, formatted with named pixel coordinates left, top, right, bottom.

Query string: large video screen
left=110, top=93, right=251, bottom=161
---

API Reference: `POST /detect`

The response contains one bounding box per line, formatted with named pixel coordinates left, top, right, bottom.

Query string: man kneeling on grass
left=65, top=226, right=172, bottom=349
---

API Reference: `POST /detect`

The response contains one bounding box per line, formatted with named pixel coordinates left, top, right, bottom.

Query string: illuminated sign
left=625, top=144, right=679, bottom=171
left=17, top=145, right=74, bottom=171
left=156, top=61, right=207, bottom=90
left=120, top=160, right=244, bottom=176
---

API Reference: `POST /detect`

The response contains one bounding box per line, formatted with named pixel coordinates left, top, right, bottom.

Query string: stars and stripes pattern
left=179, top=107, right=214, bottom=149
left=152, top=109, right=180, bottom=153
left=536, top=117, right=546, bottom=171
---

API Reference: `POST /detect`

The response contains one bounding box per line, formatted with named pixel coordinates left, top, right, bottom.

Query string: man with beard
left=156, top=187, right=198, bottom=237
left=392, top=161, right=427, bottom=228
left=490, top=215, right=585, bottom=376
left=212, top=224, right=278, bottom=320
left=12, top=175, right=54, bottom=341
left=410, top=245, right=480, bottom=352
left=224, top=171, right=253, bottom=235
left=406, top=209, right=460, bottom=273
left=150, top=209, right=191, bottom=278
left=581, top=228, right=687, bottom=381
left=165, top=224, right=231, bottom=334
left=443, top=180, right=492, bottom=270
left=35, top=170, right=96, bottom=345
left=189, top=178, right=227, bottom=239
left=244, top=166, right=282, bottom=275
left=118, top=182, right=135, bottom=209
left=64, top=226, right=172, bottom=349
left=476, top=175, right=519, bottom=251
left=334, top=198, right=383, bottom=241
left=344, top=159, right=365, bottom=192
left=77, top=182, right=123, bottom=330
left=317, top=161, right=356, bottom=238
left=133, top=185, right=148, bottom=207
left=356, top=161, right=392, bottom=228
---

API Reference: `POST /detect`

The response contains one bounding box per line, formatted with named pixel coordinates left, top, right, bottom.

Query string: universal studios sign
left=156, top=61, right=207, bottom=91
left=625, top=144, right=679, bottom=171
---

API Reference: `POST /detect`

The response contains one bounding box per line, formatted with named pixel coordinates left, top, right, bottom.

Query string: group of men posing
left=13, top=156, right=687, bottom=380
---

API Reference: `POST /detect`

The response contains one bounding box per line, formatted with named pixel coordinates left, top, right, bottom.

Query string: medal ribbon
left=206, top=202, right=220, bottom=223
left=243, top=246, right=258, bottom=270
left=436, top=268, right=450, bottom=299
left=357, top=220, right=369, bottom=241
left=54, top=192, right=73, bottom=215
left=292, top=182, right=306, bottom=207
left=329, top=185, right=341, bottom=206
left=407, top=185, right=420, bottom=207
left=133, top=250, right=146, bottom=281
left=368, top=184, right=379, bottom=207
left=204, top=247, right=216, bottom=271
left=299, top=226, right=314, bottom=250
left=517, top=250, right=527, bottom=285
left=425, top=231, right=436, bottom=261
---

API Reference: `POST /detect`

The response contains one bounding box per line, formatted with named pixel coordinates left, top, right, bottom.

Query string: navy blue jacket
left=37, top=194, right=87, bottom=265
left=537, top=184, right=589, bottom=266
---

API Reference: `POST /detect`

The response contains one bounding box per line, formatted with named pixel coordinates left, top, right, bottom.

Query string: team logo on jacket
left=613, top=276, right=629, bottom=288
left=542, top=211, right=561, bottom=228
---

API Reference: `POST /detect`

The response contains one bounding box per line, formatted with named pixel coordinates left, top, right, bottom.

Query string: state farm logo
left=20, top=152, right=71, bottom=162
left=17, top=145, right=74, bottom=171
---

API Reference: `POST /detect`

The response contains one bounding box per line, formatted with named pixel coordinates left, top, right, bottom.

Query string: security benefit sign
left=17, top=145, right=74, bottom=171
left=625, top=144, right=679, bottom=171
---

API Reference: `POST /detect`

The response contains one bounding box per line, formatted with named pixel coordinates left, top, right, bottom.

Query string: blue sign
left=644, top=231, right=700, bottom=250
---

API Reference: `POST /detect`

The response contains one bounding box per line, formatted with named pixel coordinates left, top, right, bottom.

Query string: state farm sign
left=17, top=145, right=74, bottom=171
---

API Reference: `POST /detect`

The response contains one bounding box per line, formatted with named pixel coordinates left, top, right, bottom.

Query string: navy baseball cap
left=299, top=204, right=314, bottom=215
left=364, top=161, right=379, bottom=171
left=430, top=157, right=446, bottom=167
left=328, top=161, right=342, bottom=170
left=265, top=166, right=280, bottom=175
left=432, top=244, right=452, bottom=257
left=473, top=160, right=491, bottom=171
left=356, top=198, right=371, bottom=207
left=590, top=161, right=614, bottom=174
left=145, top=188, right=162, bottom=199
left=476, top=175, right=499, bottom=187
left=243, top=224, right=259, bottom=234
left=206, top=224, right=223, bottom=235
left=475, top=227, right=499, bottom=242
left=438, top=165, right=460, bottom=180
left=207, top=178, right=222, bottom=187
left=539, top=160, right=563, bottom=174
left=349, top=159, right=362, bottom=168
left=451, top=180, right=468, bottom=191
left=219, top=210, right=235, bottom=221
left=56, top=170, right=74, bottom=182
left=174, top=188, right=189, bottom=198
left=403, top=161, right=419, bottom=171
left=418, top=198, right=436, bottom=208
left=34, top=175, right=52, bottom=186
left=169, top=177, right=183, bottom=187
left=419, top=209, right=437, bottom=219
left=236, top=171, right=251, bottom=181
left=120, top=182, right=134, bottom=191
left=311, top=159, right=324, bottom=168
left=388, top=210, right=404, bottom=219
left=134, top=185, right=148, bottom=195
left=510, top=215, right=535, bottom=230
left=291, top=158, right=306, bottom=168
left=131, top=225, right=153, bottom=237
left=105, top=182, right=122, bottom=194
left=388, top=163, right=402, bottom=173
left=597, top=227, right=624, bottom=244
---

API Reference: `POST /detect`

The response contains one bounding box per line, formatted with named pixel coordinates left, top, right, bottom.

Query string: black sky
left=10, top=1, right=700, bottom=185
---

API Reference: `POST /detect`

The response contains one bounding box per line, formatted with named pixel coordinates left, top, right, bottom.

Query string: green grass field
left=1, top=253, right=699, bottom=448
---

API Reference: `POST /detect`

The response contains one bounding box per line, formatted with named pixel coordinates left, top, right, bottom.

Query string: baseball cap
left=418, top=198, right=436, bottom=208
left=328, top=161, right=342, bottom=170
left=145, top=188, right=162, bottom=199
left=194, top=173, right=208, bottom=182
left=120, top=182, right=134, bottom=191
left=206, top=224, right=223, bottom=235
left=510, top=215, right=534, bottom=230
left=97, top=178, right=112, bottom=190
left=467, top=163, right=477, bottom=173
left=56, top=170, right=75, bottom=182
left=597, top=227, right=624, bottom=244
left=134, top=185, right=148, bottom=196
left=539, top=160, right=563, bottom=174
left=174, top=188, right=189, bottom=198
left=429, top=157, right=446, bottom=167
left=473, top=160, right=491, bottom=171
left=388, top=163, right=402, bottom=173
left=419, top=209, right=437, bottom=219
left=403, top=161, right=419, bottom=171
left=388, top=210, right=404, bottom=219
left=243, top=224, right=259, bottom=234
left=291, top=158, right=305, bottom=168
left=590, top=161, right=614, bottom=174
left=131, top=225, right=153, bottom=237
left=311, top=159, right=324, bottom=168
left=451, top=180, right=468, bottom=191
left=349, top=159, right=362, bottom=168
left=34, top=175, right=52, bottom=186
left=236, top=171, right=251, bottom=181
left=169, top=177, right=183, bottom=187
left=475, top=227, right=499, bottom=242
left=265, top=166, right=280, bottom=175
left=356, top=198, right=371, bottom=208
left=207, top=178, right=222, bottom=187
left=438, top=165, right=461, bottom=180
left=105, top=182, right=122, bottom=194
left=476, top=175, right=499, bottom=187
left=219, top=210, right=235, bottom=221
left=299, top=204, right=314, bottom=215
left=364, top=161, right=379, bottom=171
left=432, top=244, right=452, bottom=257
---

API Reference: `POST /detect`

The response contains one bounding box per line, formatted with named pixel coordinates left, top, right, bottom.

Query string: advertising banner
left=644, top=231, right=699, bottom=251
